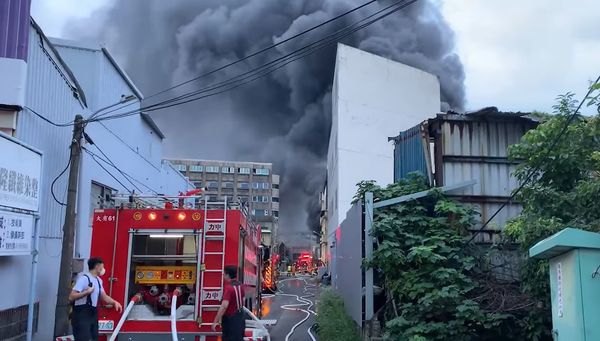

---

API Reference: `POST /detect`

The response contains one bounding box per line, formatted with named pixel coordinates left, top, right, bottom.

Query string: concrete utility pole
left=54, top=115, right=84, bottom=337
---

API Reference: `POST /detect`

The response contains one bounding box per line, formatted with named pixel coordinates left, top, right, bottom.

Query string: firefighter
left=212, top=265, right=245, bottom=341
left=70, top=257, right=122, bottom=341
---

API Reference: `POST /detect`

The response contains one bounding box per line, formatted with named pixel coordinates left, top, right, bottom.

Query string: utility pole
left=53, top=115, right=84, bottom=337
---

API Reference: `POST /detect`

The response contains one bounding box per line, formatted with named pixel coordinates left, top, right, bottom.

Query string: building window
left=238, top=196, right=249, bottom=203
left=252, top=195, right=269, bottom=202
left=253, top=209, right=269, bottom=217
left=238, top=182, right=250, bottom=189
left=189, top=165, right=203, bottom=172
left=206, top=166, right=219, bottom=173
left=208, top=195, right=219, bottom=202
left=206, top=181, right=219, bottom=189
left=254, top=168, right=269, bottom=175
left=222, top=166, right=235, bottom=174
left=193, top=181, right=203, bottom=188
left=273, top=211, right=279, bottom=218
left=273, top=197, right=279, bottom=203
left=238, top=167, right=251, bottom=174
left=272, top=183, right=279, bottom=189
left=252, top=182, right=270, bottom=189
left=223, top=182, right=234, bottom=189
left=174, top=164, right=187, bottom=171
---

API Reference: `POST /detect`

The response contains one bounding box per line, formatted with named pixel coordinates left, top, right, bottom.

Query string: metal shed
left=391, top=107, right=539, bottom=243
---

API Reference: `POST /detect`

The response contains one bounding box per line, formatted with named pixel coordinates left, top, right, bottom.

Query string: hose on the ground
left=276, top=276, right=318, bottom=341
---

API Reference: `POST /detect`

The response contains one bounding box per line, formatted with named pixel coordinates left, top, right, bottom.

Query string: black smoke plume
left=67, top=0, right=464, bottom=245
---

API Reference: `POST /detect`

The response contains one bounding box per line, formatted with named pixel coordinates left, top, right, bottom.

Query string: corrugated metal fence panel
left=393, top=124, right=428, bottom=182
left=0, top=0, right=30, bottom=60
left=331, top=203, right=363, bottom=326
left=16, top=25, right=87, bottom=238
left=439, top=118, right=533, bottom=238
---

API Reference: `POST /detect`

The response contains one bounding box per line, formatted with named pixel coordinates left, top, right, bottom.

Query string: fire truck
left=261, top=250, right=279, bottom=294
left=295, top=252, right=313, bottom=274
left=88, top=196, right=267, bottom=340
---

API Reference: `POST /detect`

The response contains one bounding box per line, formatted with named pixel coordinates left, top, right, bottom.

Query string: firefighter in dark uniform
left=212, top=265, right=245, bottom=341
left=70, top=257, right=122, bottom=340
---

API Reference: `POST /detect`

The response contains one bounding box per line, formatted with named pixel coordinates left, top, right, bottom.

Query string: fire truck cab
left=89, top=199, right=264, bottom=340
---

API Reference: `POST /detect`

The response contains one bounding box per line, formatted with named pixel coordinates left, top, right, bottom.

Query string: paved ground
left=261, top=276, right=320, bottom=341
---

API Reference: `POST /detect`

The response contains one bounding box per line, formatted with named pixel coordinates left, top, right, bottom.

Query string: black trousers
left=222, top=310, right=245, bottom=341
left=72, top=305, right=99, bottom=341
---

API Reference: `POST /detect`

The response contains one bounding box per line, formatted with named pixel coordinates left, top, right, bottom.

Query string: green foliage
left=316, top=290, right=361, bottom=341
left=504, top=82, right=600, bottom=340
left=360, top=173, right=510, bottom=340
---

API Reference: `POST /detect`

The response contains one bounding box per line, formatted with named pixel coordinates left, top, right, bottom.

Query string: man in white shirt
left=69, top=257, right=122, bottom=340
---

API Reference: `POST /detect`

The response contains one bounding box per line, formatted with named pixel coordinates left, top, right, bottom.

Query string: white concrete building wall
left=327, top=44, right=441, bottom=234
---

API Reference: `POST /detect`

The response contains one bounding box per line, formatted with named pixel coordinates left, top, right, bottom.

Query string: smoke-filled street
left=261, top=276, right=320, bottom=341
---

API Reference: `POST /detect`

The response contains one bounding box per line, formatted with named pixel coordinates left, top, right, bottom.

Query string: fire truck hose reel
left=109, top=294, right=142, bottom=341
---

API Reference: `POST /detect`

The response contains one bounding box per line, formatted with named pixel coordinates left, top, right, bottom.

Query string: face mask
left=99, top=268, right=106, bottom=276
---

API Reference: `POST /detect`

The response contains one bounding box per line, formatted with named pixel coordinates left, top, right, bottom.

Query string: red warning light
left=148, top=212, right=157, bottom=221
left=177, top=212, right=186, bottom=221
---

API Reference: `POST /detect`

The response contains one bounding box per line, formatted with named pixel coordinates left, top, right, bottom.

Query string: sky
left=31, top=0, right=600, bottom=115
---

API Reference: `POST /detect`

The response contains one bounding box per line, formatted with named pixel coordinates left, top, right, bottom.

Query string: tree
left=504, top=82, right=600, bottom=340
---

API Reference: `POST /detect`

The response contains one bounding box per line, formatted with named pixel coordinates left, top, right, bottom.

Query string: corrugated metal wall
left=0, top=0, right=30, bottom=60
left=392, top=124, right=429, bottom=182
left=433, top=114, right=537, bottom=243
left=393, top=112, right=537, bottom=243
left=18, top=24, right=87, bottom=239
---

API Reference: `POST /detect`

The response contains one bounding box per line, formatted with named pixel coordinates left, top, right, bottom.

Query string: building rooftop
left=165, top=158, right=273, bottom=167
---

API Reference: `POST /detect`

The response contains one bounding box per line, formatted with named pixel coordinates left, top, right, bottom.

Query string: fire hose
left=109, top=294, right=141, bottom=341
left=171, top=288, right=182, bottom=341
left=277, top=277, right=317, bottom=341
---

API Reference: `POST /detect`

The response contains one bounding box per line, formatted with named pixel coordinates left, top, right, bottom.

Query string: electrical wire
left=83, top=148, right=133, bottom=194
left=92, top=0, right=415, bottom=122
left=50, top=157, right=71, bottom=206
left=463, top=76, right=600, bottom=246
left=91, top=0, right=380, bottom=120
left=97, top=121, right=161, bottom=171
left=89, top=0, right=418, bottom=123
left=87, top=143, right=144, bottom=193
left=83, top=146, right=160, bottom=195
left=24, top=106, right=74, bottom=127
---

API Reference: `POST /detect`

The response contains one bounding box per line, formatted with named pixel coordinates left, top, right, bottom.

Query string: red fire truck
left=88, top=198, right=266, bottom=340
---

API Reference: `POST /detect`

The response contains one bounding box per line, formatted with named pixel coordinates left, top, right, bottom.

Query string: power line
left=90, top=0, right=417, bottom=123
left=83, top=148, right=133, bottom=194
left=83, top=145, right=161, bottom=195
left=24, top=106, right=74, bottom=127
left=92, top=0, right=415, bottom=122
left=91, top=0, right=380, bottom=120
left=97, top=121, right=161, bottom=171
left=85, top=139, right=143, bottom=193
left=463, top=76, right=600, bottom=246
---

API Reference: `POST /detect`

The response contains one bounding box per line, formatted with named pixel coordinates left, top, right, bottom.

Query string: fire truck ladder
left=198, top=197, right=228, bottom=325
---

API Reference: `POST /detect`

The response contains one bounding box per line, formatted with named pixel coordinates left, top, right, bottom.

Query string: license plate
left=98, top=320, right=114, bottom=331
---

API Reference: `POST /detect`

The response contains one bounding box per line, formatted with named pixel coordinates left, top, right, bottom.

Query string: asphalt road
left=261, top=276, right=319, bottom=341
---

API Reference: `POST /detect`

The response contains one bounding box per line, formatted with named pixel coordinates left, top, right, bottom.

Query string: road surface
left=261, top=276, right=319, bottom=341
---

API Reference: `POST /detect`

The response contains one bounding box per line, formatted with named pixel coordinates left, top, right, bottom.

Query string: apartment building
left=167, top=159, right=280, bottom=245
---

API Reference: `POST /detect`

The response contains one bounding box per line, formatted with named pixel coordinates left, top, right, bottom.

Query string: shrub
left=316, top=289, right=361, bottom=341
